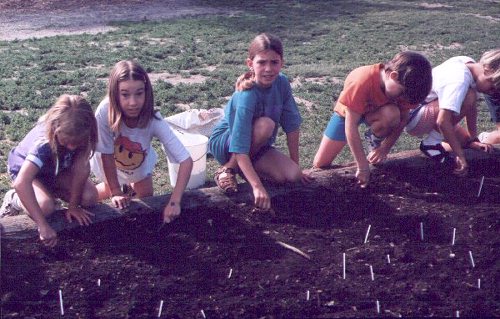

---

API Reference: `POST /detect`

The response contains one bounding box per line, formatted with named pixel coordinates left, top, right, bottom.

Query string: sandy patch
left=419, top=2, right=453, bottom=9
left=149, top=72, right=207, bottom=85
left=0, top=0, right=237, bottom=41
left=291, top=76, right=343, bottom=89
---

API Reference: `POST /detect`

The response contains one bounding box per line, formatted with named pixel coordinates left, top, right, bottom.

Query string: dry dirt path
left=0, top=0, right=235, bottom=41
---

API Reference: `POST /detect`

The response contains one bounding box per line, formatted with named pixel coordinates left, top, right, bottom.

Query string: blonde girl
left=1, top=95, right=99, bottom=247
left=90, top=60, right=193, bottom=224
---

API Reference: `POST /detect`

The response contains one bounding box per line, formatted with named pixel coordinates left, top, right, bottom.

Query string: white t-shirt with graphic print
left=91, top=98, right=190, bottom=184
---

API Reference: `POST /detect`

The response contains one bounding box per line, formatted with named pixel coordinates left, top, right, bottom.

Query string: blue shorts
left=324, top=112, right=365, bottom=141
left=484, top=94, right=500, bottom=123
left=209, top=129, right=231, bottom=165
left=208, top=129, right=273, bottom=165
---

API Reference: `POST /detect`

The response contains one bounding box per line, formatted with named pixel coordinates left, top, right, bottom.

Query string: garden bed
left=2, top=150, right=499, bottom=318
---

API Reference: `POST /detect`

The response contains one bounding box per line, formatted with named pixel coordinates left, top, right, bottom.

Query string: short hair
left=39, top=94, right=97, bottom=157
left=385, top=51, right=433, bottom=104
left=235, top=33, right=284, bottom=91
left=107, top=60, right=156, bottom=132
left=480, top=48, right=500, bottom=93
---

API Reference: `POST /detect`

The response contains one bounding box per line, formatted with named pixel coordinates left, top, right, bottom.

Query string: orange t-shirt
left=334, top=63, right=413, bottom=117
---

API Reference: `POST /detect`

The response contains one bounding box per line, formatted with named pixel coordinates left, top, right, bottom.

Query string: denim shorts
left=324, top=112, right=365, bottom=141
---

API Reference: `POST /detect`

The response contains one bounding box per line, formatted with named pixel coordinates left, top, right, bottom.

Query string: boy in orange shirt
left=313, top=51, right=432, bottom=187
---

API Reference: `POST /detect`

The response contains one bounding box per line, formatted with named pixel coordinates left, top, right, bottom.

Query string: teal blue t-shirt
left=211, top=73, right=301, bottom=158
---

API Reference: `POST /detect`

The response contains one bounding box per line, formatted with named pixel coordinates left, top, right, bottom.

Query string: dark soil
left=2, top=158, right=500, bottom=318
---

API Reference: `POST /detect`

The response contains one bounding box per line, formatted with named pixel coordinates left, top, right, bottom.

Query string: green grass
left=0, top=0, right=499, bottom=195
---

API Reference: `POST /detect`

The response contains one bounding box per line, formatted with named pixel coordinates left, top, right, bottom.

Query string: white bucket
left=167, top=129, right=208, bottom=189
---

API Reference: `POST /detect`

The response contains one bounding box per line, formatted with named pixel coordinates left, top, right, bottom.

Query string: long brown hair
left=235, top=33, right=284, bottom=91
left=39, top=94, right=98, bottom=157
left=107, top=60, right=156, bottom=132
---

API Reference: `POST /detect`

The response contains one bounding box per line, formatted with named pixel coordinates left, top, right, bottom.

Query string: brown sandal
left=214, top=167, right=238, bottom=194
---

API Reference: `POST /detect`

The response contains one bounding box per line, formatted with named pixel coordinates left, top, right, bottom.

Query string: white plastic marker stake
left=456, top=310, right=460, bottom=317
left=158, top=300, right=164, bottom=318
left=469, top=251, right=475, bottom=268
left=364, top=224, right=371, bottom=244
left=228, top=268, right=233, bottom=279
left=478, top=278, right=481, bottom=289
left=306, top=290, right=310, bottom=301
left=376, top=300, right=380, bottom=314
left=369, top=265, right=374, bottom=281
left=477, top=176, right=485, bottom=197
left=342, top=253, right=346, bottom=279
left=420, top=222, right=424, bottom=241
left=200, top=309, right=206, bottom=318
left=59, top=289, right=64, bottom=316
left=97, top=278, right=101, bottom=287
left=386, top=254, right=391, bottom=264
left=452, top=228, right=456, bottom=246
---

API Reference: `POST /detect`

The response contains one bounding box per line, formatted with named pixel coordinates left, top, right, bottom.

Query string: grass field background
left=0, top=0, right=498, bottom=196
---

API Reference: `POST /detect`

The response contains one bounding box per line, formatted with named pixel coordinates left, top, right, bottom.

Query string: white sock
left=478, top=132, right=489, bottom=143
left=422, top=130, right=444, bottom=157
left=11, top=192, right=22, bottom=211
left=422, top=129, right=443, bottom=146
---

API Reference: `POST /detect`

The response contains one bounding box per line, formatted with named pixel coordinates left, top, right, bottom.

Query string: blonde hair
left=480, top=48, right=500, bottom=92
left=39, top=94, right=97, bottom=157
left=235, top=33, right=284, bottom=91
left=107, top=60, right=156, bottom=132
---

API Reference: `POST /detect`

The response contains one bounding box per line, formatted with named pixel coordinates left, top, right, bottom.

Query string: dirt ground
left=2, top=156, right=500, bottom=318
left=0, top=0, right=234, bottom=41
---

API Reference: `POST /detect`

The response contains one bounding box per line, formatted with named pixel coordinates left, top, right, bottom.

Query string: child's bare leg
left=80, top=179, right=99, bottom=207
left=30, top=180, right=56, bottom=217
left=131, top=176, right=153, bottom=198
left=55, top=162, right=98, bottom=207
left=254, top=148, right=301, bottom=183
left=249, top=117, right=275, bottom=156
left=218, top=117, right=274, bottom=171
left=95, top=182, right=111, bottom=201
left=313, top=136, right=346, bottom=168
left=480, top=123, right=500, bottom=144
left=365, top=103, right=400, bottom=138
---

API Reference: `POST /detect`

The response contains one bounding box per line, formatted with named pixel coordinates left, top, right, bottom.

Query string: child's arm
left=101, top=153, right=130, bottom=209
left=286, top=130, right=300, bottom=164
left=464, top=100, right=478, bottom=139
left=368, top=110, right=409, bottom=164
left=345, top=108, right=370, bottom=187
left=286, top=129, right=314, bottom=184
left=13, top=162, right=58, bottom=247
left=235, top=154, right=271, bottom=210
left=163, top=157, right=193, bottom=223
left=437, top=109, right=468, bottom=175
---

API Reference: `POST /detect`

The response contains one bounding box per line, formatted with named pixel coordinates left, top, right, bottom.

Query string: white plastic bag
left=165, top=108, right=224, bottom=137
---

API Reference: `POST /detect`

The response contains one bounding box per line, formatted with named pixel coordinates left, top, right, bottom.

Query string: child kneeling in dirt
left=209, top=33, right=311, bottom=210
left=0, top=95, right=99, bottom=247
left=313, top=51, right=433, bottom=188
left=90, top=60, right=193, bottom=224
left=405, top=49, right=500, bottom=176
